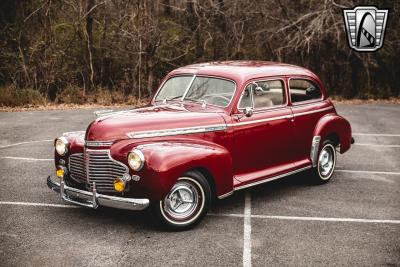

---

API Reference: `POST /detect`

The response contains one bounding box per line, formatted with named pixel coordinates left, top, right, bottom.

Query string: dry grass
left=0, top=103, right=147, bottom=112
left=0, top=86, right=149, bottom=112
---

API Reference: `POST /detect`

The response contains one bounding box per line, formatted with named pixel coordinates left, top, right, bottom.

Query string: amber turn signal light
left=56, top=166, right=66, bottom=178
left=113, top=178, right=125, bottom=193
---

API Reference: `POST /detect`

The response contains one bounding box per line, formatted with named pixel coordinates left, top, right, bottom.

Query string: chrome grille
left=86, top=150, right=128, bottom=193
left=69, top=153, right=86, bottom=183
left=68, top=150, right=128, bottom=193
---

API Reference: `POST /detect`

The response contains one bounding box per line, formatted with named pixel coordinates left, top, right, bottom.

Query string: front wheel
left=310, top=141, right=337, bottom=184
left=151, top=171, right=212, bottom=230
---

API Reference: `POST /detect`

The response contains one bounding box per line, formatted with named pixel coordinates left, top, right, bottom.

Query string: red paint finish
left=55, top=61, right=352, bottom=201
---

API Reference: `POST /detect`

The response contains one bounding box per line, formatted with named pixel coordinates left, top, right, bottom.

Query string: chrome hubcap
left=163, top=180, right=200, bottom=220
left=318, top=145, right=335, bottom=178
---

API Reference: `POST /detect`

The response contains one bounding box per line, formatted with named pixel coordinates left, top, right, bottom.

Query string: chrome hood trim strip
left=126, top=124, right=227, bottom=139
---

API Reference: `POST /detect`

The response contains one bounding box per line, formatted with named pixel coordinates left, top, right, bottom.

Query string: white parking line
left=0, top=201, right=78, bottom=208
left=353, top=143, right=400, bottom=148
left=243, top=191, right=252, bottom=267
left=0, top=156, right=52, bottom=161
left=336, top=169, right=400, bottom=175
left=352, top=133, right=400, bottom=137
left=2, top=200, right=400, bottom=224
left=209, top=213, right=400, bottom=224
left=0, top=139, right=53, bottom=149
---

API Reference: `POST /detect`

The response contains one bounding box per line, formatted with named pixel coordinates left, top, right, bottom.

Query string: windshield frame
left=153, top=74, right=237, bottom=108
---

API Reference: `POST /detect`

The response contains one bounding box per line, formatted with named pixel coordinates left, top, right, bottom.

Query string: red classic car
left=47, top=61, right=353, bottom=229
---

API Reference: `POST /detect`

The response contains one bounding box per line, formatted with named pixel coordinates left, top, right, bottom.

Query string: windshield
left=155, top=75, right=235, bottom=107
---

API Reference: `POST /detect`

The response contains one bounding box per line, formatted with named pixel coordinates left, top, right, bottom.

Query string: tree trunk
left=85, top=0, right=95, bottom=92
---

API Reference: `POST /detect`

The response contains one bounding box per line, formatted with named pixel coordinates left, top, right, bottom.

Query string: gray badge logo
left=343, top=6, right=389, bottom=52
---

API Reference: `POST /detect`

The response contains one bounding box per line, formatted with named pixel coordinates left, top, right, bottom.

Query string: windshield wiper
left=184, top=98, right=207, bottom=107
left=155, top=96, right=183, bottom=104
left=167, top=96, right=183, bottom=100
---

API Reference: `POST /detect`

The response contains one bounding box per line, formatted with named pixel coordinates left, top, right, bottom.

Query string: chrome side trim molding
left=227, top=114, right=292, bottom=127
left=310, top=136, right=321, bottom=167
left=234, top=166, right=312, bottom=191
left=124, top=106, right=332, bottom=138
left=293, top=106, right=333, bottom=117
left=217, top=190, right=234, bottom=200
left=126, top=124, right=227, bottom=138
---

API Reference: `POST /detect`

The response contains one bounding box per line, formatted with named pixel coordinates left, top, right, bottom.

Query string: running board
left=233, top=166, right=312, bottom=191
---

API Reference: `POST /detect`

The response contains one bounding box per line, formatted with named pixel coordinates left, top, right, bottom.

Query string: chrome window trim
left=153, top=74, right=237, bottom=108
left=293, top=106, right=333, bottom=117
left=181, top=75, right=197, bottom=101
left=288, top=77, right=324, bottom=106
left=153, top=74, right=193, bottom=104
left=237, top=77, right=288, bottom=112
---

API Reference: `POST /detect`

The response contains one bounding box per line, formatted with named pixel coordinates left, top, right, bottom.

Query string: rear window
left=289, top=79, right=322, bottom=104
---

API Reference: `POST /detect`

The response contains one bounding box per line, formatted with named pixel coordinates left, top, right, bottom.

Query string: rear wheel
left=151, top=171, right=211, bottom=230
left=310, top=141, right=337, bottom=184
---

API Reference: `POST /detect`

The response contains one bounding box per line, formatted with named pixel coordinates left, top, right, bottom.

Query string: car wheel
left=151, top=171, right=212, bottom=230
left=310, top=141, right=337, bottom=184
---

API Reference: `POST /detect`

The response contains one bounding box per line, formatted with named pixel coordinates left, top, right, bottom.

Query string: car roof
left=168, top=61, right=320, bottom=84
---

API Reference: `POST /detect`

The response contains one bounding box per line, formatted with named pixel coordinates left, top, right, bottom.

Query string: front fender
left=112, top=140, right=233, bottom=201
left=313, top=114, right=352, bottom=153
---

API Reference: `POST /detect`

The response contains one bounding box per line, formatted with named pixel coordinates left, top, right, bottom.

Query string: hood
left=86, top=104, right=226, bottom=141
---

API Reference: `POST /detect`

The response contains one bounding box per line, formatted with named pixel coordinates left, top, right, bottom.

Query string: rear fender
left=313, top=114, right=352, bottom=154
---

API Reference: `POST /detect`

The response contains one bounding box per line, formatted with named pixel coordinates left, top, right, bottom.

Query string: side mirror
left=244, top=107, right=254, bottom=117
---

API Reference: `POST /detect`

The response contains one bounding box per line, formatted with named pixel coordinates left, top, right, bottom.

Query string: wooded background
left=0, top=0, right=399, bottom=106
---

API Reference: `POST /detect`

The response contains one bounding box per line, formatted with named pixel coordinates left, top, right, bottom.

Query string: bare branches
left=0, top=0, right=398, bottom=100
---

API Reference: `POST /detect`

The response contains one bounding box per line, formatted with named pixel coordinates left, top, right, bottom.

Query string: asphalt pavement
left=0, top=103, right=399, bottom=266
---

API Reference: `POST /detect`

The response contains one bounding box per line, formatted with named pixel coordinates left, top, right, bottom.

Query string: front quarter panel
left=111, top=140, right=233, bottom=201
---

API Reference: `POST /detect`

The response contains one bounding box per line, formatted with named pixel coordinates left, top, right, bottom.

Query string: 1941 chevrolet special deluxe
left=47, top=61, right=353, bottom=229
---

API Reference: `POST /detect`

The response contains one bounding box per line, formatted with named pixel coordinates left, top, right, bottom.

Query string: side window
left=238, top=87, right=252, bottom=109
left=289, top=79, right=322, bottom=104
left=238, top=80, right=285, bottom=109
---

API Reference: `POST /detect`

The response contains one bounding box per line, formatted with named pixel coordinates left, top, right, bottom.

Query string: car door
left=288, top=77, right=333, bottom=168
left=232, top=78, right=296, bottom=185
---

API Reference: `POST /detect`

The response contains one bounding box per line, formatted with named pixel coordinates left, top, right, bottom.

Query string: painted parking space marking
left=0, top=201, right=78, bottom=208
left=210, top=213, right=400, bottom=224
left=353, top=143, right=400, bottom=148
left=352, top=133, right=400, bottom=137
left=243, top=191, right=252, bottom=267
left=2, top=200, right=399, bottom=224
left=0, top=139, right=53, bottom=149
left=0, top=156, right=52, bottom=161
left=340, top=175, right=395, bottom=183
left=336, top=169, right=400, bottom=175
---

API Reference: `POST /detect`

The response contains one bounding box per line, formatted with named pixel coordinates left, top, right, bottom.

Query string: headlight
left=127, top=149, right=145, bottom=171
left=54, top=137, right=68, bottom=156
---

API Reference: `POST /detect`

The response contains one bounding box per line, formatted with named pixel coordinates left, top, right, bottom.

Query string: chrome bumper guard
left=47, top=176, right=150, bottom=211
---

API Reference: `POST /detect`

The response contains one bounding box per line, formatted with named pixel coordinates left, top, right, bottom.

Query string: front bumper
left=47, top=176, right=150, bottom=211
